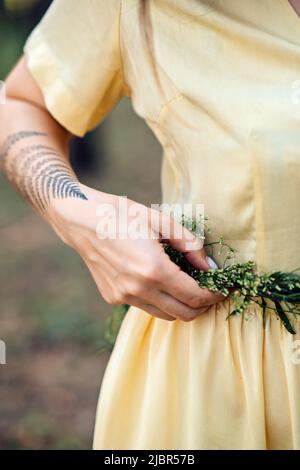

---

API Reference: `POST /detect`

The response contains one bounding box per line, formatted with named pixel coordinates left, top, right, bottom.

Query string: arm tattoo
left=0, top=131, right=47, bottom=160
left=1, top=131, right=88, bottom=210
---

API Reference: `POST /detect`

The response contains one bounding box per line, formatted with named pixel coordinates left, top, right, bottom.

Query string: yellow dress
left=24, top=0, right=300, bottom=449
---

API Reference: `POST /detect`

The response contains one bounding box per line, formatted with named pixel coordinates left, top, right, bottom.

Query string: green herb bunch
left=164, top=215, right=300, bottom=334
left=104, top=215, right=300, bottom=348
left=163, top=246, right=300, bottom=334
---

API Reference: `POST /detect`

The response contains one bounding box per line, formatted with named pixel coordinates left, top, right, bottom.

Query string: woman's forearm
left=0, top=98, right=87, bottom=216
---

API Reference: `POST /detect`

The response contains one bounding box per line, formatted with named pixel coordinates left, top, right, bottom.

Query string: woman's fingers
left=125, top=296, right=176, bottom=321
left=79, top=208, right=226, bottom=320
left=103, top=246, right=224, bottom=312
left=158, top=212, right=211, bottom=271
left=86, top=254, right=217, bottom=322
left=155, top=257, right=225, bottom=309
left=133, top=286, right=214, bottom=321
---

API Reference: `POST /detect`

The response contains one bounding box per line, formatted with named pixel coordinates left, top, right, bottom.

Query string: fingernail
left=206, top=256, right=218, bottom=269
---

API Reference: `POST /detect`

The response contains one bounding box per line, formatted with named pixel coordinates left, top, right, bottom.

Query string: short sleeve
left=24, top=0, right=129, bottom=137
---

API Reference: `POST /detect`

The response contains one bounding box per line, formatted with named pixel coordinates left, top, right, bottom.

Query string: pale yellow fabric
left=24, top=0, right=300, bottom=449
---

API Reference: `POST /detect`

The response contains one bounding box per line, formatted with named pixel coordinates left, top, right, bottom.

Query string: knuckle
left=105, top=291, right=125, bottom=305
left=181, top=311, right=198, bottom=322
left=187, top=296, right=204, bottom=309
left=141, top=262, right=162, bottom=282
left=86, top=252, right=101, bottom=265
left=165, top=260, right=181, bottom=276
left=201, top=292, right=213, bottom=304
left=126, top=281, right=143, bottom=297
left=112, top=295, right=125, bottom=305
left=102, top=293, right=114, bottom=305
left=199, top=306, right=210, bottom=314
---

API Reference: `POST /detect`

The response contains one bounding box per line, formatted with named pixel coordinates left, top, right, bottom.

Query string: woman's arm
left=0, top=56, right=82, bottom=215
left=0, top=56, right=225, bottom=321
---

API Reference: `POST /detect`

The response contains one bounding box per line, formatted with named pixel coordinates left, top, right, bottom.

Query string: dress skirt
left=93, top=298, right=300, bottom=450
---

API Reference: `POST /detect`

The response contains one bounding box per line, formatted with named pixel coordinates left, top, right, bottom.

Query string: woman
left=1, top=0, right=300, bottom=450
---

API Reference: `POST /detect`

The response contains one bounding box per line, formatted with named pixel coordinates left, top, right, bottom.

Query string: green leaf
left=274, top=301, right=296, bottom=335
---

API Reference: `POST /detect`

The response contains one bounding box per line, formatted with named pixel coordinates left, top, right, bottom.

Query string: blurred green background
left=0, top=0, right=162, bottom=449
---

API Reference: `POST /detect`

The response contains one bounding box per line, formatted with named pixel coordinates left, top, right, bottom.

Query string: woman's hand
left=47, top=184, right=226, bottom=322
left=1, top=56, right=225, bottom=322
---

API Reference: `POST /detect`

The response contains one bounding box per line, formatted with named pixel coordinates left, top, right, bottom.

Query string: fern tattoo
left=0, top=131, right=88, bottom=210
